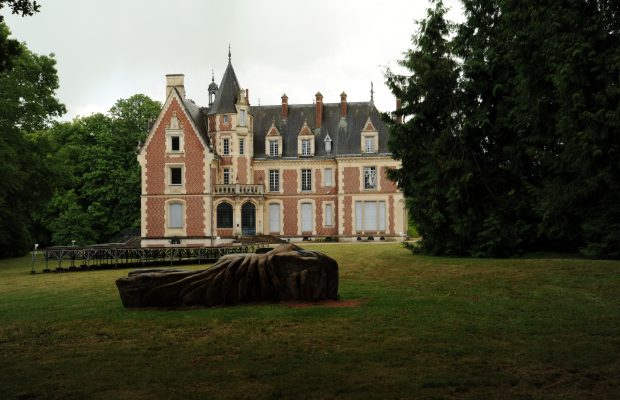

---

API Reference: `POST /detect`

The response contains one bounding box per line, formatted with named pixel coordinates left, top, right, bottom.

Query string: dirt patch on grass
left=282, top=299, right=363, bottom=308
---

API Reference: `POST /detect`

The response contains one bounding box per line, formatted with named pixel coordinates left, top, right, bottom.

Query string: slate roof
left=207, top=61, right=240, bottom=115
left=250, top=102, right=389, bottom=159
left=175, top=89, right=210, bottom=145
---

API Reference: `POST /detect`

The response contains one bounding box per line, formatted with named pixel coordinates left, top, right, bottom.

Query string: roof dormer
left=361, top=116, right=378, bottom=154
left=265, top=119, right=282, bottom=157
left=298, top=120, right=315, bottom=157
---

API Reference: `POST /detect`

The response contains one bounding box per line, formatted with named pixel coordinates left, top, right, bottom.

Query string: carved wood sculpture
left=116, top=244, right=339, bottom=308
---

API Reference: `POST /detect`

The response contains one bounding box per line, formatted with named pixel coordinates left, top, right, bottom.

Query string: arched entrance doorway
left=241, top=202, right=256, bottom=236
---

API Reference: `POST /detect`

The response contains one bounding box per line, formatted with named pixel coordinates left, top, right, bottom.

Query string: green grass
left=1, top=243, right=619, bottom=399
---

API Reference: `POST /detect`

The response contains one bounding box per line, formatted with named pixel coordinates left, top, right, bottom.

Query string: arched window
left=217, top=202, right=233, bottom=228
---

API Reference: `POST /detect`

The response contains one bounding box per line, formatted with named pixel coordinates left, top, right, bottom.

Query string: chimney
left=281, top=93, right=288, bottom=118
left=340, top=91, right=348, bottom=118
left=396, top=98, right=403, bottom=124
left=315, top=92, right=323, bottom=129
left=166, top=74, right=185, bottom=99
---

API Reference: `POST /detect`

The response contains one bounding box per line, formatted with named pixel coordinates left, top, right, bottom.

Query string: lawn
left=0, top=243, right=619, bottom=399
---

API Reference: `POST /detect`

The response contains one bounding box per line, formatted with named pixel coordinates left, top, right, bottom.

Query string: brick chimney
left=340, top=91, right=347, bottom=117
left=315, top=92, right=323, bottom=129
left=281, top=93, right=288, bottom=118
left=396, top=98, right=403, bottom=124
left=166, top=74, right=185, bottom=99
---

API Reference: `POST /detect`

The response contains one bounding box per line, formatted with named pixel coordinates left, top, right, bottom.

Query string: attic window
left=324, top=135, right=332, bottom=153
left=302, top=140, right=311, bottom=156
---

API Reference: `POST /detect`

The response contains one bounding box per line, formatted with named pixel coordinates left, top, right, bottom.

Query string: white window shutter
left=379, top=201, right=386, bottom=231
left=301, top=203, right=312, bottom=232
left=269, top=203, right=280, bottom=233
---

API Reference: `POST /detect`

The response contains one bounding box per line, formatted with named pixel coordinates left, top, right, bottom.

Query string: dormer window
left=365, top=136, right=374, bottom=153
left=239, top=109, right=247, bottom=126
left=302, top=139, right=311, bottom=156
left=269, top=140, right=279, bottom=157
left=324, top=134, right=332, bottom=153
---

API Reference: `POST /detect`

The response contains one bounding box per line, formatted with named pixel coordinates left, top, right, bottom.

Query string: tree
left=37, top=95, right=161, bottom=246
left=386, top=0, right=620, bottom=257
left=0, top=22, right=65, bottom=257
left=0, top=1, right=40, bottom=72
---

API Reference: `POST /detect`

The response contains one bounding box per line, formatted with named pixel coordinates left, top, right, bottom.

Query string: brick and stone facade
left=138, top=56, right=406, bottom=247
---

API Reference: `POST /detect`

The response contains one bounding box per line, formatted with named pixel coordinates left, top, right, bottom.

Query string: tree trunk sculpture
left=116, top=244, right=339, bottom=308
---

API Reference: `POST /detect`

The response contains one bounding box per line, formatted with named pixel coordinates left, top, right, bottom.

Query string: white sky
left=4, top=0, right=463, bottom=120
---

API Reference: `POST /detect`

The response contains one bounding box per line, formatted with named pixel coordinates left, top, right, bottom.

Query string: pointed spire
left=211, top=69, right=214, bottom=82
left=228, top=44, right=231, bottom=62
left=370, top=81, right=374, bottom=104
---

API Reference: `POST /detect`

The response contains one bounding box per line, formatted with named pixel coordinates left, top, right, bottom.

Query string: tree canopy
left=386, top=0, right=620, bottom=258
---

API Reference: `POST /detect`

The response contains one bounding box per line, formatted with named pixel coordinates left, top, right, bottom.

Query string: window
left=239, top=138, right=245, bottom=155
left=365, top=136, right=374, bottom=153
left=171, top=136, right=180, bottom=151
left=170, top=167, right=182, bottom=185
left=239, top=109, right=247, bottom=126
left=223, top=168, right=230, bottom=185
left=364, top=166, right=377, bottom=190
left=223, top=138, right=230, bottom=155
left=269, top=170, right=279, bottom=192
left=269, top=140, right=278, bottom=157
left=325, top=203, right=333, bottom=227
left=355, top=201, right=386, bottom=231
left=324, top=168, right=333, bottom=187
left=301, top=203, right=313, bottom=232
left=223, top=115, right=229, bottom=124
left=217, top=202, right=233, bottom=228
left=324, top=135, right=332, bottom=153
left=302, top=139, right=311, bottom=156
left=301, top=169, right=312, bottom=191
left=269, top=203, right=280, bottom=233
left=169, top=203, right=183, bottom=228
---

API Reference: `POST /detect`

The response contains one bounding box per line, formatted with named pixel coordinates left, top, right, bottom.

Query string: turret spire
left=370, top=81, right=374, bottom=104
left=228, top=44, right=231, bottom=62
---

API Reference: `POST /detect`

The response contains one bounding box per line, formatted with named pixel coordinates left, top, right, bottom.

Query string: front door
left=241, top=202, right=256, bottom=236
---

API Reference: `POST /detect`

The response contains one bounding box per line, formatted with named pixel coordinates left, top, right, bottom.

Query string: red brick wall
left=283, top=198, right=298, bottom=235
left=216, top=228, right=233, bottom=237
left=220, top=156, right=232, bottom=166
left=381, top=167, right=398, bottom=193
left=146, top=197, right=165, bottom=237
left=254, top=170, right=265, bottom=186
left=144, top=99, right=205, bottom=195
left=343, top=167, right=359, bottom=193
left=144, top=99, right=208, bottom=238
left=218, top=115, right=232, bottom=131
left=283, top=169, right=298, bottom=195
left=343, top=196, right=352, bottom=235
left=238, top=157, right=247, bottom=184
left=186, top=197, right=205, bottom=236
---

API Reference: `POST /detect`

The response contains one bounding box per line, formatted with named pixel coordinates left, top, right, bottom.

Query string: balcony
left=214, top=184, right=264, bottom=196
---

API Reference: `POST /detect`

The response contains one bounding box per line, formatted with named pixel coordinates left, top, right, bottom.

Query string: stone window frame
left=323, top=201, right=336, bottom=228
left=165, top=163, right=185, bottom=194
left=164, top=198, right=186, bottom=237
left=298, top=198, right=316, bottom=235
left=267, top=200, right=284, bottom=235
left=361, top=131, right=378, bottom=154
left=323, top=168, right=334, bottom=187
left=354, top=199, right=387, bottom=233
left=239, top=138, right=245, bottom=155
left=301, top=168, right=312, bottom=192
left=223, top=168, right=231, bottom=185
left=363, top=166, right=377, bottom=190
left=222, top=137, right=230, bottom=156
left=215, top=201, right=234, bottom=229
left=268, top=169, right=280, bottom=192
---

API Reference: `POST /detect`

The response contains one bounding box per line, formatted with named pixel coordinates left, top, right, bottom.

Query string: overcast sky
left=4, top=0, right=463, bottom=120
